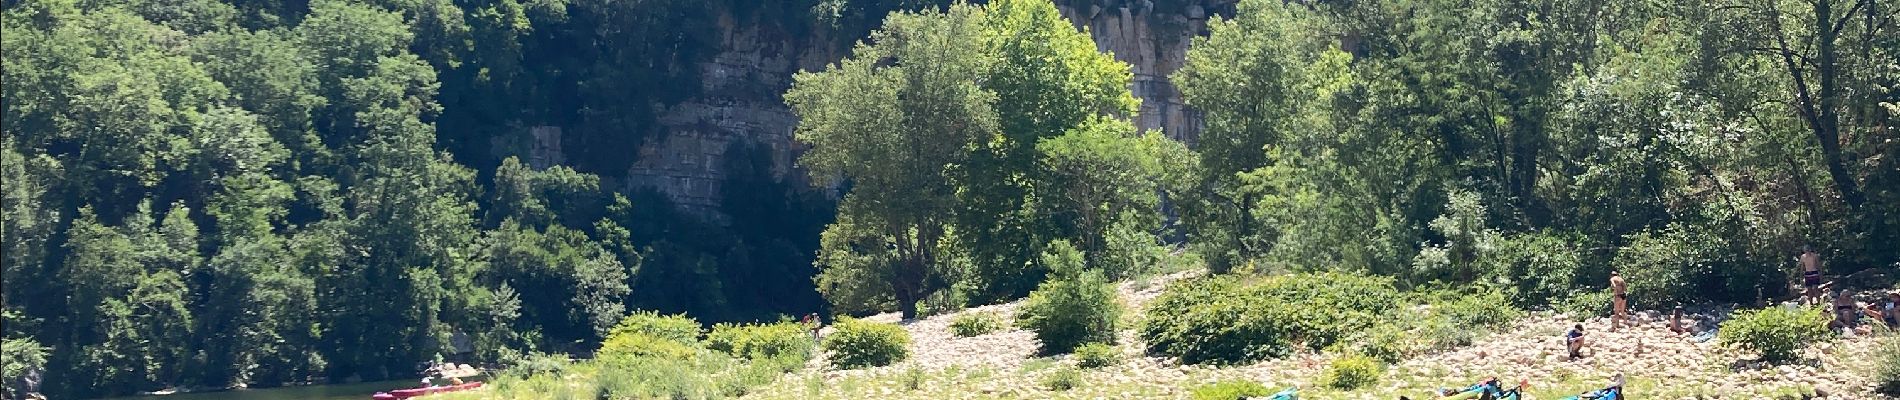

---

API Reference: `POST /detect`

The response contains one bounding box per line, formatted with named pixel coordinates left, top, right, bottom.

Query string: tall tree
left=788, top=2, right=996, bottom=319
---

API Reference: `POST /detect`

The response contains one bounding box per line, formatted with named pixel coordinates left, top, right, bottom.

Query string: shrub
left=1073, top=342, right=1121, bottom=368
left=1871, top=335, right=1900, bottom=396
left=1718, top=306, right=1832, bottom=362
left=1040, top=366, right=1083, bottom=391
left=704, top=321, right=814, bottom=364
left=499, top=350, right=570, bottom=378
left=1431, top=288, right=1523, bottom=328
left=1342, top=323, right=1416, bottom=363
left=1318, top=354, right=1383, bottom=390
left=593, top=352, right=714, bottom=399
left=1189, top=379, right=1272, bottom=400
left=822, top=317, right=910, bottom=369
left=1554, top=289, right=1612, bottom=321
left=949, top=311, right=1004, bottom=337
left=1139, top=276, right=1285, bottom=364
left=1017, top=240, right=1123, bottom=354
left=1140, top=272, right=1399, bottom=365
left=607, top=311, right=702, bottom=344
left=599, top=332, right=701, bottom=361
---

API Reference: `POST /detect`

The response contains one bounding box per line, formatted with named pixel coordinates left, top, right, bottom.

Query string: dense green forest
left=2, top=0, right=1896, bottom=398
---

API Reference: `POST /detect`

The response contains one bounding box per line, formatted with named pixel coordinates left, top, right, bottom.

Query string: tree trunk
left=1811, top=0, right=1866, bottom=209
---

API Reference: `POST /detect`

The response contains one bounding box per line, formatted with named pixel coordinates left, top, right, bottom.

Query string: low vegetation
left=1016, top=241, right=1123, bottom=354
left=948, top=311, right=1005, bottom=337
left=1318, top=354, right=1384, bottom=390
left=1039, top=366, right=1084, bottom=391
left=1718, top=306, right=1833, bottom=362
left=1073, top=342, right=1121, bottom=368
left=1138, top=272, right=1404, bottom=364
left=1189, top=379, right=1273, bottom=400
left=822, top=317, right=911, bottom=369
left=1871, top=334, right=1900, bottom=396
left=472, top=313, right=815, bottom=400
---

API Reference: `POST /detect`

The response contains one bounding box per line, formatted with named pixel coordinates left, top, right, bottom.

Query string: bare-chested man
left=1610, top=270, right=1628, bottom=331
left=1801, top=246, right=1823, bottom=305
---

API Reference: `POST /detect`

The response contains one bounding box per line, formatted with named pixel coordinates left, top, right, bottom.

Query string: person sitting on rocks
left=1834, top=289, right=1861, bottom=332
left=1566, top=324, right=1587, bottom=360
left=1668, top=305, right=1692, bottom=334
left=1884, top=292, right=1899, bottom=328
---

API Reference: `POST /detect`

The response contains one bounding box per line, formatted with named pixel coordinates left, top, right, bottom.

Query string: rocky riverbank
left=751, top=272, right=1894, bottom=400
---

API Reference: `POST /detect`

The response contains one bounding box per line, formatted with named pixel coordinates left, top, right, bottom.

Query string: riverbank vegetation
left=4, top=0, right=1896, bottom=397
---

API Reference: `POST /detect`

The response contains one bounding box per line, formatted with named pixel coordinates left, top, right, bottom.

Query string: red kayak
left=372, top=382, right=484, bottom=399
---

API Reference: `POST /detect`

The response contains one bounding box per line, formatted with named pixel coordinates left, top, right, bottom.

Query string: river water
left=97, top=380, right=433, bottom=400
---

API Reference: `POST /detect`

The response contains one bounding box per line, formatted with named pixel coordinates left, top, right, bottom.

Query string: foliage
left=821, top=318, right=911, bottom=369
left=1039, top=366, right=1083, bottom=391
left=598, top=333, right=701, bottom=362
left=1318, top=354, right=1383, bottom=390
left=1555, top=290, right=1614, bottom=321
left=948, top=312, right=1005, bottom=337
left=1718, top=306, right=1834, bottom=363
left=1189, top=379, right=1274, bottom=400
left=606, top=311, right=703, bottom=345
left=703, top=322, right=815, bottom=365
left=1072, top=342, right=1121, bottom=368
left=1015, top=241, right=1123, bottom=354
left=1139, top=272, right=1401, bottom=364
left=1, top=337, right=48, bottom=398
left=1874, top=335, right=1900, bottom=396
left=1430, top=288, right=1525, bottom=328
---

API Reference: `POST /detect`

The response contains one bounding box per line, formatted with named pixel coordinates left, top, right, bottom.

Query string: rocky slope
left=746, top=272, right=1893, bottom=400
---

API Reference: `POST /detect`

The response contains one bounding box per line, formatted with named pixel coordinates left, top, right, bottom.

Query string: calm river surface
left=98, top=380, right=429, bottom=400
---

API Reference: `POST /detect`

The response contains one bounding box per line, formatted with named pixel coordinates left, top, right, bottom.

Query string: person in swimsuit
left=1610, top=270, right=1628, bottom=331
left=1669, top=305, right=1692, bottom=334
left=1801, top=246, right=1823, bottom=305
left=1834, top=289, right=1860, bottom=332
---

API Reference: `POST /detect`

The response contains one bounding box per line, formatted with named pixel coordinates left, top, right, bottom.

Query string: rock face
left=612, top=2, right=1231, bottom=218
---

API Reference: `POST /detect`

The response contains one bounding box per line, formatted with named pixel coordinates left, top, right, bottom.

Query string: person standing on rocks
left=1610, top=270, right=1628, bottom=331
left=803, top=313, right=822, bottom=342
left=1801, top=246, right=1823, bottom=305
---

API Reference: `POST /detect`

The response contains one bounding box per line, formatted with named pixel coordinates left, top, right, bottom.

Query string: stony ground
left=746, top=271, right=1895, bottom=400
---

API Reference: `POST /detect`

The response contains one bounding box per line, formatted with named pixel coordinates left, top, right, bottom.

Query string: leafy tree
left=953, top=0, right=1140, bottom=302
left=788, top=2, right=996, bottom=319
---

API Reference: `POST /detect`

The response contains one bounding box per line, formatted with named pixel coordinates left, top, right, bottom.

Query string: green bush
left=704, top=321, right=814, bottom=364
left=1342, top=323, right=1416, bottom=363
left=822, top=317, right=911, bottom=369
left=1017, top=240, right=1123, bottom=354
left=1318, top=354, right=1383, bottom=390
left=1073, top=342, right=1121, bottom=368
left=599, top=332, right=701, bottom=361
left=949, top=311, right=1004, bottom=337
left=1139, top=276, right=1284, bottom=364
left=1554, top=289, right=1613, bottom=320
left=1189, top=379, right=1273, bottom=400
left=499, top=350, right=570, bottom=378
left=1140, top=272, right=1399, bottom=364
left=1871, top=335, right=1900, bottom=396
left=1431, top=288, right=1523, bottom=328
left=607, top=311, right=702, bottom=344
left=1040, top=366, right=1084, bottom=391
left=593, top=352, right=716, bottom=399
left=1718, top=306, right=1832, bottom=362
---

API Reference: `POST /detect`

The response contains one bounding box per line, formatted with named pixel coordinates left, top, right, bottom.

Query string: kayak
left=371, top=382, right=484, bottom=399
